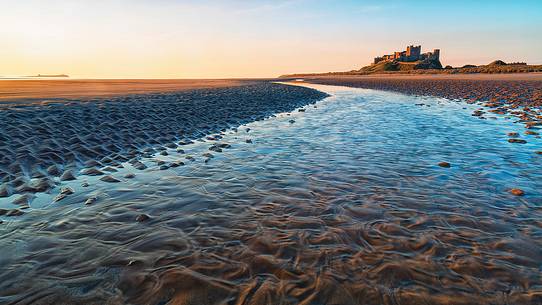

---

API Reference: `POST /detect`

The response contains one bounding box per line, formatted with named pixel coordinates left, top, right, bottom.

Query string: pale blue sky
left=1, top=0, right=541, bottom=78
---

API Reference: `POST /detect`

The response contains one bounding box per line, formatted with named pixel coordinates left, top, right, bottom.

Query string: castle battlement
left=374, top=45, right=440, bottom=65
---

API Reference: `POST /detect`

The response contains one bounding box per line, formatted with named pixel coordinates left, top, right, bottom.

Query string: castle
left=373, top=45, right=440, bottom=65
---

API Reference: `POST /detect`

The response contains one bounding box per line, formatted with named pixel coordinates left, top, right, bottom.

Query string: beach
left=299, top=73, right=542, bottom=129
left=1, top=78, right=542, bottom=304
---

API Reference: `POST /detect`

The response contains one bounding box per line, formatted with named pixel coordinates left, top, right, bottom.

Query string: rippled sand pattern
left=1, top=84, right=542, bottom=304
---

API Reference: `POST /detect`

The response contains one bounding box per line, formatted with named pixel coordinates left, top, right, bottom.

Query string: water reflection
left=1, top=84, right=541, bottom=304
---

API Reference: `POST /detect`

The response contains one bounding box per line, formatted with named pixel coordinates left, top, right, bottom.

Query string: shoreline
left=300, top=74, right=542, bottom=130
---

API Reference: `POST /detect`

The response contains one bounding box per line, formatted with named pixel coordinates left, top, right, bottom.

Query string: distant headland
left=28, top=74, right=69, bottom=78
left=281, top=44, right=542, bottom=77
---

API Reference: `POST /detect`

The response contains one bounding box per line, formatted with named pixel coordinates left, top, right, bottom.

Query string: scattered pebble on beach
left=438, top=162, right=451, bottom=168
left=509, top=188, right=525, bottom=196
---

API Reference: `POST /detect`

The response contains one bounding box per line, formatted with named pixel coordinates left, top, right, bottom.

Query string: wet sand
left=301, top=73, right=542, bottom=129
left=0, top=79, right=256, bottom=103
left=1, top=84, right=541, bottom=304
left=0, top=83, right=328, bottom=204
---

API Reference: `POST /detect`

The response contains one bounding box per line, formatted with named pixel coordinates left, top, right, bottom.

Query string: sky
left=1, top=0, right=541, bottom=78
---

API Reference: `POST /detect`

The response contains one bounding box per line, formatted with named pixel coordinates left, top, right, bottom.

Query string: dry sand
left=0, top=79, right=255, bottom=103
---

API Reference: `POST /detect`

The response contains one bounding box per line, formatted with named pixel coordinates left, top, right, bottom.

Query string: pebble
left=509, top=188, right=525, bottom=196
left=169, top=161, right=185, bottom=167
left=124, top=173, right=136, bottom=179
left=289, top=119, right=296, bottom=124
left=202, top=153, right=214, bottom=158
left=102, top=166, right=118, bottom=172
left=525, top=131, right=539, bottom=135
left=84, top=196, right=97, bottom=205
left=136, top=214, right=151, bottom=222
left=507, top=132, right=519, bottom=138
left=508, top=139, right=527, bottom=144
left=81, top=182, right=90, bottom=187
left=132, top=161, right=147, bottom=170
left=100, top=175, right=121, bottom=183
left=81, top=167, right=105, bottom=176
left=246, top=139, right=253, bottom=143
left=438, top=162, right=451, bottom=168
left=60, top=170, right=77, bottom=181
left=159, top=165, right=169, bottom=170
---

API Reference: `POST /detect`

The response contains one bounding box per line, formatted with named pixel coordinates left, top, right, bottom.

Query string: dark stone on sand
left=438, top=162, right=451, bottom=168
left=81, top=167, right=105, bottom=176
left=0, top=209, right=6, bottom=216
left=176, top=148, right=185, bottom=154
left=289, top=119, right=296, bottom=124
left=54, top=187, right=74, bottom=202
left=209, top=146, right=222, bottom=153
left=84, top=196, right=97, bottom=205
left=185, top=155, right=195, bottom=161
left=246, top=139, right=253, bottom=143
left=159, top=165, right=169, bottom=170
left=218, top=143, right=231, bottom=149
left=100, top=175, right=121, bottom=183
left=60, top=170, right=77, bottom=181
left=132, top=161, right=147, bottom=170
left=246, top=128, right=251, bottom=132
left=81, top=182, right=90, bottom=187
left=169, top=161, right=184, bottom=167
left=536, top=151, right=542, bottom=155
left=509, top=188, right=525, bottom=196
left=202, top=153, right=214, bottom=158
left=46, top=165, right=62, bottom=176
left=124, top=173, right=136, bottom=178
left=160, top=151, right=168, bottom=156
left=102, top=166, right=118, bottom=172
left=525, top=130, right=540, bottom=135
left=507, top=132, right=519, bottom=138
left=135, top=214, right=151, bottom=222
left=156, top=160, right=166, bottom=166
left=508, top=139, right=527, bottom=144
left=298, top=108, right=306, bottom=112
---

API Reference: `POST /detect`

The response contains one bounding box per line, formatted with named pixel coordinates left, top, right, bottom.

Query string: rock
left=169, top=161, right=184, bottom=167
left=60, top=170, right=77, bottom=181
left=84, top=196, right=97, bottom=205
left=46, top=165, right=62, bottom=176
left=54, top=187, right=74, bottom=202
left=159, top=165, right=169, bottom=170
left=525, top=130, right=539, bottom=135
left=81, top=167, right=104, bottom=176
left=156, top=160, right=166, bottom=166
left=218, top=143, right=231, bottom=149
left=509, top=188, right=525, bottom=196
left=508, top=139, right=527, bottom=144
left=160, top=151, right=168, bottom=156
left=209, top=146, right=222, bottom=153
left=507, top=132, right=519, bottom=138
left=124, top=173, right=136, bottom=179
left=176, top=148, right=185, bottom=154
left=536, top=151, right=542, bottom=155
left=185, top=155, right=195, bottom=161
left=438, top=162, right=451, bottom=168
left=132, top=161, right=147, bottom=170
left=202, top=153, right=214, bottom=159
left=246, top=128, right=251, bottom=133
left=289, top=119, right=296, bottom=124
left=100, top=175, right=121, bottom=183
left=136, top=214, right=151, bottom=222
left=81, top=182, right=90, bottom=187
left=246, top=139, right=253, bottom=143
left=298, top=108, right=306, bottom=112
left=102, top=166, right=118, bottom=172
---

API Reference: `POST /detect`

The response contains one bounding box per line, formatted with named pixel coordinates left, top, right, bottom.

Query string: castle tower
left=406, top=45, right=421, bottom=60
left=433, top=49, right=440, bottom=60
